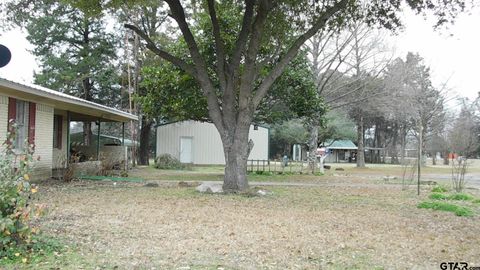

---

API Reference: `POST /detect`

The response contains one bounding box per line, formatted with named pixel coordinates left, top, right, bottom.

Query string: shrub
left=0, top=121, right=45, bottom=258
left=429, top=193, right=449, bottom=200
left=432, top=186, right=448, bottom=193
left=418, top=201, right=473, bottom=217
left=249, top=171, right=273, bottom=176
left=448, top=193, right=473, bottom=201
left=429, top=192, right=474, bottom=201
left=154, top=154, right=186, bottom=170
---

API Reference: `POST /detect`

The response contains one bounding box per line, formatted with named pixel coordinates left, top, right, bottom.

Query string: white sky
left=0, top=6, right=479, bottom=101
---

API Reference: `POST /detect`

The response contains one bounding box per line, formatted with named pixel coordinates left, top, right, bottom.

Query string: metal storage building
left=156, top=121, right=269, bottom=165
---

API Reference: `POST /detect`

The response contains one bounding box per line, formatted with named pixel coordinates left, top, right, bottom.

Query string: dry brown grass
left=31, top=180, right=480, bottom=269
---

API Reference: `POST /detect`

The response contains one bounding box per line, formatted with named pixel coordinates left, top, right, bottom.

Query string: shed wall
left=156, top=121, right=268, bottom=165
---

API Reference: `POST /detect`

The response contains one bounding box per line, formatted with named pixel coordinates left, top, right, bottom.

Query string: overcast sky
left=0, top=6, right=479, bottom=101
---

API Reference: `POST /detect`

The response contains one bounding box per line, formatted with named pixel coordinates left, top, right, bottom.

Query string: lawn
left=10, top=177, right=480, bottom=269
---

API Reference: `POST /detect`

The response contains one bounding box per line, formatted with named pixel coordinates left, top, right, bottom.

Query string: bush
left=154, top=154, right=186, bottom=170
left=432, top=186, right=448, bottom=193
left=429, top=192, right=473, bottom=201
left=418, top=201, right=473, bottom=217
left=0, top=122, right=45, bottom=257
left=448, top=193, right=473, bottom=201
left=249, top=171, right=273, bottom=176
left=429, top=193, right=449, bottom=200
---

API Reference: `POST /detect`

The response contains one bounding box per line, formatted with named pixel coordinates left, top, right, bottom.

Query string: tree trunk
left=222, top=124, right=251, bottom=193
left=356, top=116, right=365, bottom=167
left=432, top=152, right=436, bottom=165
left=307, top=125, right=319, bottom=173
left=443, top=150, right=449, bottom=165
left=421, top=122, right=427, bottom=167
left=400, top=124, right=407, bottom=164
left=137, top=117, right=152, bottom=165
left=390, top=123, right=398, bottom=164
left=83, top=122, right=92, bottom=146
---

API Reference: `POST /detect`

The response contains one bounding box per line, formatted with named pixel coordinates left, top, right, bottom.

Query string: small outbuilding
left=156, top=120, right=269, bottom=165
left=321, top=139, right=358, bottom=163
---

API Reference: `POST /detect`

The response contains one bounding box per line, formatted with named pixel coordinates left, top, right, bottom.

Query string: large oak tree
left=105, top=0, right=467, bottom=192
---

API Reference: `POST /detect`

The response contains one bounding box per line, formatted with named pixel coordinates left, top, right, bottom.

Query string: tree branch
left=253, top=0, right=349, bottom=107
left=124, top=23, right=196, bottom=77
left=164, top=0, right=226, bottom=132
left=207, top=0, right=227, bottom=91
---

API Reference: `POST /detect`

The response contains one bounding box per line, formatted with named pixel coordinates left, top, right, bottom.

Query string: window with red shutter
left=28, top=102, right=36, bottom=146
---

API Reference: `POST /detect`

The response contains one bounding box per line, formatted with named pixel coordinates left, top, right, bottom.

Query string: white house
left=156, top=121, right=269, bottom=165
left=0, top=77, right=137, bottom=179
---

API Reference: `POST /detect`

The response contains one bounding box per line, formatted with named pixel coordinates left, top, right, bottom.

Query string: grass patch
left=429, top=192, right=474, bottom=201
left=432, top=186, right=448, bottom=193
left=429, top=193, right=449, bottom=200
left=418, top=201, right=474, bottom=217
left=448, top=193, right=474, bottom=201
left=473, top=199, right=480, bottom=204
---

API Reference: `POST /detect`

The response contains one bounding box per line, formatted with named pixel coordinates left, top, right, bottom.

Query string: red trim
left=28, top=102, right=36, bottom=145
left=7, top=97, right=16, bottom=128
left=57, top=115, right=63, bottom=149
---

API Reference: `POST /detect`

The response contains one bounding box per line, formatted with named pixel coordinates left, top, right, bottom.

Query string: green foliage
left=417, top=201, right=473, bottom=217
left=269, top=120, right=308, bottom=157
left=429, top=192, right=473, bottom=201
left=249, top=171, right=274, bottom=176
left=431, top=186, right=448, bottom=193
left=0, top=234, right=64, bottom=266
left=473, top=199, right=480, bottom=204
left=139, top=63, right=209, bottom=122
left=0, top=122, right=45, bottom=258
left=154, top=154, right=186, bottom=170
left=3, top=1, right=120, bottom=106
left=319, top=110, right=357, bottom=142
left=256, top=51, right=327, bottom=124
left=448, top=193, right=473, bottom=201
left=429, top=193, right=449, bottom=200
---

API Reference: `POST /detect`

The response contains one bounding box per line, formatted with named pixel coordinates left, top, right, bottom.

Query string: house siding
left=156, top=121, right=268, bottom=165
left=0, top=95, right=8, bottom=151
left=33, top=103, right=54, bottom=179
left=52, top=113, right=68, bottom=169
left=0, top=96, right=53, bottom=179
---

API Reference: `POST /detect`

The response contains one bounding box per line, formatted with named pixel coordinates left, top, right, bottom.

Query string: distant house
left=0, top=77, right=137, bottom=179
left=156, top=120, right=269, bottom=164
left=321, top=139, right=358, bottom=163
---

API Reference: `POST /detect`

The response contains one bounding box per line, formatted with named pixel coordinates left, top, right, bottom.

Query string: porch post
left=66, top=111, right=71, bottom=163
left=154, top=126, right=157, bottom=160
left=96, top=120, right=101, bottom=160
left=122, top=122, right=125, bottom=146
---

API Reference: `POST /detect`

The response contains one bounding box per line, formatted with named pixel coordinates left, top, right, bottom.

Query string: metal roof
left=322, top=139, right=358, bottom=150
left=0, top=77, right=137, bottom=122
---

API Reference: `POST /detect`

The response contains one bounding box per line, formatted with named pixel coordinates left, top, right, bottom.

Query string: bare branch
left=253, top=0, right=350, bottom=107
left=207, top=0, right=227, bottom=91
left=124, top=23, right=196, bottom=76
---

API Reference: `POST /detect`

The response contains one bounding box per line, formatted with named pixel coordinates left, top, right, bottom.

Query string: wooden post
left=122, top=122, right=125, bottom=146
left=66, top=111, right=71, bottom=162
left=96, top=121, right=101, bottom=160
